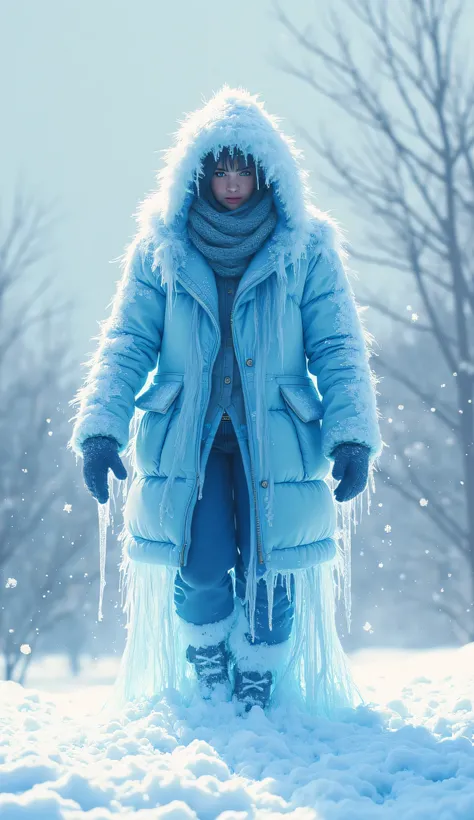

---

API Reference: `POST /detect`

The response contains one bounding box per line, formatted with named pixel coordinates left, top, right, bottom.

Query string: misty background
left=1, top=0, right=473, bottom=683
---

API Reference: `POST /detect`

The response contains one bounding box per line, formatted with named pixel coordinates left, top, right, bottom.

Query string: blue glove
left=332, top=442, right=370, bottom=503
left=82, top=435, right=127, bottom=504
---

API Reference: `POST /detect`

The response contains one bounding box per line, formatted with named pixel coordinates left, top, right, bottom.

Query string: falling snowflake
left=419, top=498, right=429, bottom=507
left=5, top=578, right=17, bottom=589
left=398, top=404, right=404, bottom=410
left=411, top=313, right=419, bottom=322
left=384, top=525, right=392, bottom=533
left=363, top=622, right=373, bottom=633
left=63, top=503, right=72, bottom=514
left=20, top=644, right=31, bottom=655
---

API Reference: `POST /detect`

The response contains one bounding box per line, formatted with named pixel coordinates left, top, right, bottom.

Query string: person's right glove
left=82, top=435, right=127, bottom=504
left=331, top=442, right=370, bottom=503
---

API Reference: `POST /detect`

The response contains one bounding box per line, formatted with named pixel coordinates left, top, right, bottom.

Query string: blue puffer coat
left=69, top=86, right=382, bottom=576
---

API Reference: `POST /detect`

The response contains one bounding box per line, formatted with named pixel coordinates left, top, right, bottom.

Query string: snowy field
left=1, top=646, right=474, bottom=819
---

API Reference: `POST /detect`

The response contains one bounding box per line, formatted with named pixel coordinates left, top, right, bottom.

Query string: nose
left=226, top=176, right=239, bottom=193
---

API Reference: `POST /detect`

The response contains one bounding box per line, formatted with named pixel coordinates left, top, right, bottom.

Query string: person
left=69, top=86, right=382, bottom=715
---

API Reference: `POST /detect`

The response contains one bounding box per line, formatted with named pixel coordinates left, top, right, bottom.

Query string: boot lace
left=194, top=650, right=225, bottom=676
left=239, top=673, right=269, bottom=696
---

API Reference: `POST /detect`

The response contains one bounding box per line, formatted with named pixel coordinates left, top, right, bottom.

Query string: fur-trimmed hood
left=133, top=85, right=343, bottom=267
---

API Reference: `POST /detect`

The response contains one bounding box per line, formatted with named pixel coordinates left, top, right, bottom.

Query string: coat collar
left=174, top=222, right=290, bottom=330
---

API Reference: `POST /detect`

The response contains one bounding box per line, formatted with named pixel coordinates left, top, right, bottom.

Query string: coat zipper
left=230, top=311, right=264, bottom=565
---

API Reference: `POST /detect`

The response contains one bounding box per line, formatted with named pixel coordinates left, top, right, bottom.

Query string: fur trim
left=178, top=608, right=237, bottom=649
left=132, top=85, right=345, bottom=268
left=228, top=600, right=292, bottom=678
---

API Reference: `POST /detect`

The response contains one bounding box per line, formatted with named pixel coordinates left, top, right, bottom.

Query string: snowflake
left=459, top=360, right=474, bottom=376
left=5, top=578, right=17, bottom=589
left=20, top=644, right=32, bottom=655
left=398, top=404, right=404, bottom=410
left=419, top=498, right=429, bottom=507
left=363, top=622, right=373, bottom=633
left=411, top=313, right=419, bottom=322
left=384, top=525, right=392, bottom=533
left=63, top=503, right=72, bottom=514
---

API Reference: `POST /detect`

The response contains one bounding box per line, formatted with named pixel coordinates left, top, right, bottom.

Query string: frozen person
left=69, top=87, right=382, bottom=715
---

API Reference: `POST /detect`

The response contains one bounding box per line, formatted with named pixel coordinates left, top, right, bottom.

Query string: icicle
left=265, top=569, right=275, bottom=631
left=243, top=524, right=258, bottom=642
left=272, top=563, right=362, bottom=716
left=280, top=570, right=293, bottom=603
left=97, top=496, right=110, bottom=622
left=340, top=499, right=353, bottom=632
left=111, top=542, right=191, bottom=706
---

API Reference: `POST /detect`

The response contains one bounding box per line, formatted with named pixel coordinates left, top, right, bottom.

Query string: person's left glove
left=332, top=442, right=370, bottom=503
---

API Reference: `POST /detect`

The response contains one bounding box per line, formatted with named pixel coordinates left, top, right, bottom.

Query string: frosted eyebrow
left=216, top=165, right=251, bottom=171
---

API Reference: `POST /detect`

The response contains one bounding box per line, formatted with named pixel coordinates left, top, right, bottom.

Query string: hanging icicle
left=97, top=496, right=110, bottom=622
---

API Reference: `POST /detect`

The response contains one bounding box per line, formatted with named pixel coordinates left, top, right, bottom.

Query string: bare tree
left=0, top=192, right=99, bottom=681
left=276, top=0, right=474, bottom=638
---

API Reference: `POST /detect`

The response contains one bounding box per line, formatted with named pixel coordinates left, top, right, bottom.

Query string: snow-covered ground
left=1, top=646, right=474, bottom=819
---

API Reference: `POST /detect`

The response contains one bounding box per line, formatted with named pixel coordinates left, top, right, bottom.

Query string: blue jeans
left=174, top=415, right=295, bottom=645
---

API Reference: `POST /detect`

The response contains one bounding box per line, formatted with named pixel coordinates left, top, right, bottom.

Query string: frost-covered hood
left=137, top=86, right=324, bottom=259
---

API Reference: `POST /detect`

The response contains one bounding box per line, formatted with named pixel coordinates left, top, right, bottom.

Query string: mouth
left=225, top=196, right=242, bottom=203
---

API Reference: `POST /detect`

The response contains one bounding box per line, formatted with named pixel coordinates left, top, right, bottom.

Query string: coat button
left=224, top=376, right=231, bottom=384
left=260, top=480, right=268, bottom=488
left=245, top=358, right=253, bottom=367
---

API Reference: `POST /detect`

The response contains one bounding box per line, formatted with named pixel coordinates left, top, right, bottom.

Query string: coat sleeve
left=300, top=230, right=382, bottom=461
left=68, top=236, right=166, bottom=457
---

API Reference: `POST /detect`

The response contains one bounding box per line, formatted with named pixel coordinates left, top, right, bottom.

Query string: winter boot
left=186, top=640, right=231, bottom=700
left=233, top=667, right=273, bottom=712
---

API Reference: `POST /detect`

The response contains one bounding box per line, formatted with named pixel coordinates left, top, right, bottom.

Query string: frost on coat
left=68, top=84, right=383, bottom=577
left=68, top=238, right=166, bottom=456
left=301, top=222, right=381, bottom=460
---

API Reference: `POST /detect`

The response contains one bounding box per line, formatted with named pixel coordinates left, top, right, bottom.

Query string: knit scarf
left=187, top=185, right=278, bottom=277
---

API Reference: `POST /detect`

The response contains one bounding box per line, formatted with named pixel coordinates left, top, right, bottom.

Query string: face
left=210, top=156, right=256, bottom=210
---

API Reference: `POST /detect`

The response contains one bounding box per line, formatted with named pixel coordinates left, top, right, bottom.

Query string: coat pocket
left=279, top=384, right=323, bottom=423
left=135, top=380, right=183, bottom=413
left=278, top=382, right=325, bottom=481
left=134, top=379, right=184, bottom=477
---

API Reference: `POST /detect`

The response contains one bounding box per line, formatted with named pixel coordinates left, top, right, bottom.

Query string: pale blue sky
left=1, top=0, right=369, bottom=357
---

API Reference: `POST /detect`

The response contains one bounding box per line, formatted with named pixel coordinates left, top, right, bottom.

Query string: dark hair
left=195, top=147, right=266, bottom=197
left=213, top=146, right=254, bottom=171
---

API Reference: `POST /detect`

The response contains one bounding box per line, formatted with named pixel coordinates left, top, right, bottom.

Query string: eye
left=214, top=171, right=226, bottom=178
left=239, top=170, right=252, bottom=177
